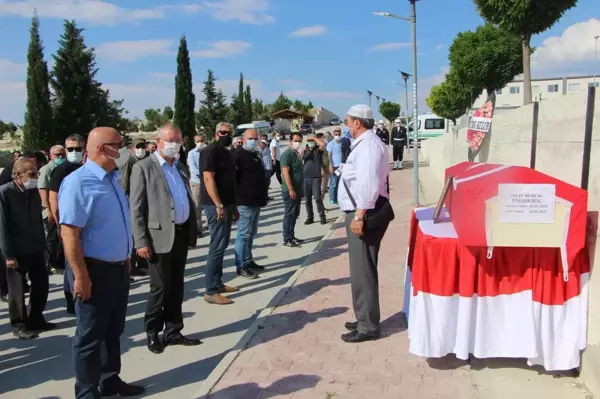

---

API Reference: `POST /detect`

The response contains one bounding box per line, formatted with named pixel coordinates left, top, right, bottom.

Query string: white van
left=407, top=113, right=450, bottom=144
left=235, top=121, right=273, bottom=140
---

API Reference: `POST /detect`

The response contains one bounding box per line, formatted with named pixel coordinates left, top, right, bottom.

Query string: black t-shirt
left=200, top=143, right=237, bottom=206
left=230, top=149, right=267, bottom=207
left=49, top=162, right=81, bottom=192
left=303, top=148, right=324, bottom=179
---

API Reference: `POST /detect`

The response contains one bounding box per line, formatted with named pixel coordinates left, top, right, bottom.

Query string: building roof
left=271, top=109, right=314, bottom=121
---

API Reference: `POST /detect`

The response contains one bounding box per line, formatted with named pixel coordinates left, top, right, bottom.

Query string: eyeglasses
left=217, top=130, right=231, bottom=135
left=66, top=147, right=83, bottom=152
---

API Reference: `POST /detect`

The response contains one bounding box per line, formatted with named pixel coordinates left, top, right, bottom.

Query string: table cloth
left=405, top=207, right=589, bottom=371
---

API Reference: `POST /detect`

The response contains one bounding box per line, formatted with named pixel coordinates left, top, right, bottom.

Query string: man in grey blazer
left=130, top=122, right=201, bottom=354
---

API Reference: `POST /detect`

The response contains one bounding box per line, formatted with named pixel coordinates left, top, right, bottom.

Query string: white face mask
left=291, top=142, right=302, bottom=151
left=135, top=148, right=146, bottom=158
left=334, top=135, right=341, bottom=142
left=162, top=142, right=181, bottom=159
left=107, top=147, right=130, bottom=167
left=275, top=136, right=281, bottom=141
left=196, top=142, right=206, bottom=150
left=23, top=178, right=38, bottom=190
left=67, top=151, right=83, bottom=164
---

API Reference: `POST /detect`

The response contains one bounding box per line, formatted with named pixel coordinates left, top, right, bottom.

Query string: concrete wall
left=421, top=90, right=600, bottom=394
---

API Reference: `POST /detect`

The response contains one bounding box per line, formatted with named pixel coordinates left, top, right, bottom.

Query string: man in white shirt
left=270, top=132, right=282, bottom=185
left=338, top=104, right=392, bottom=343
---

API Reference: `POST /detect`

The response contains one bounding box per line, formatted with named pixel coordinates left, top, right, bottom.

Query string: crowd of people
left=0, top=105, right=403, bottom=398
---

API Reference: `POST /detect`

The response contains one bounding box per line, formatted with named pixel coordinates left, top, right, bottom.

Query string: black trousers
left=282, top=190, right=302, bottom=242
left=0, top=251, right=7, bottom=296
left=73, top=260, right=130, bottom=399
left=144, top=223, right=189, bottom=340
left=272, top=160, right=282, bottom=185
left=264, top=170, right=272, bottom=197
left=304, top=177, right=325, bottom=219
left=45, top=218, right=65, bottom=269
left=7, top=251, right=49, bottom=329
left=130, top=246, right=147, bottom=269
left=393, top=145, right=405, bottom=162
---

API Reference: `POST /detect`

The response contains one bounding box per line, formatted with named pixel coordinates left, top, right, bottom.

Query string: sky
left=0, top=0, right=599, bottom=124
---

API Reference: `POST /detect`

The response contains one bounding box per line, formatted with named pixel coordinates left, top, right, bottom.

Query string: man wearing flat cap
left=338, top=104, right=393, bottom=343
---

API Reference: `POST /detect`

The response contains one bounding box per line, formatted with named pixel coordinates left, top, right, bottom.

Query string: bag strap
left=342, top=178, right=357, bottom=209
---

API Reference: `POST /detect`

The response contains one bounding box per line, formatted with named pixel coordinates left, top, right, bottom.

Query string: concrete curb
left=193, top=213, right=346, bottom=399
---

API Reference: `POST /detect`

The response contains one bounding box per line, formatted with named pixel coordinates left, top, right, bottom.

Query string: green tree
left=214, top=89, right=230, bottom=134
left=252, top=99, right=272, bottom=121
left=271, top=92, right=293, bottom=113
left=0, top=120, right=18, bottom=141
left=23, top=13, right=53, bottom=150
left=231, top=73, right=246, bottom=126
left=142, top=107, right=171, bottom=131
left=426, top=73, right=476, bottom=124
left=473, top=0, right=576, bottom=105
left=163, top=105, right=174, bottom=120
left=449, top=24, right=523, bottom=95
left=197, top=69, right=220, bottom=139
left=244, top=84, right=253, bottom=122
left=174, top=35, right=196, bottom=141
left=378, top=101, right=401, bottom=123
left=51, top=20, right=96, bottom=140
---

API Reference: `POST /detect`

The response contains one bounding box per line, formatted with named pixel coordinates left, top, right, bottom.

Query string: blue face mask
left=54, top=158, right=66, bottom=166
left=244, top=139, right=257, bottom=152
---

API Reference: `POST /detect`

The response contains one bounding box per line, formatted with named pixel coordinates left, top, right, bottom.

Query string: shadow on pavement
left=204, top=374, right=320, bottom=399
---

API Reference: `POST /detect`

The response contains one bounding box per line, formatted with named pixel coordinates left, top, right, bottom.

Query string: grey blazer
left=130, top=154, right=198, bottom=254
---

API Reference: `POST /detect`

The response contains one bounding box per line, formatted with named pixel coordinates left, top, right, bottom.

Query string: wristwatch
left=354, top=215, right=364, bottom=222
left=216, top=204, right=224, bottom=209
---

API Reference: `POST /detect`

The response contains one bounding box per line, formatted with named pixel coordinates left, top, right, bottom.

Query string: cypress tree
left=23, top=13, right=53, bottom=150
left=232, top=73, right=245, bottom=126
left=51, top=20, right=95, bottom=140
left=244, top=85, right=253, bottom=122
left=174, top=35, right=196, bottom=143
left=197, top=69, right=219, bottom=140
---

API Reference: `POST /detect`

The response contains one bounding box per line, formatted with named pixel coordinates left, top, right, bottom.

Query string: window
left=496, top=89, right=503, bottom=95
left=532, top=85, right=540, bottom=95
left=424, top=119, right=445, bottom=130
left=568, top=83, right=581, bottom=91
left=548, top=84, right=559, bottom=93
left=509, top=86, right=520, bottom=94
left=589, top=82, right=600, bottom=88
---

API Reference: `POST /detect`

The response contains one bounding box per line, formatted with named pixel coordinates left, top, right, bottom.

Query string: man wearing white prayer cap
left=338, top=104, right=393, bottom=343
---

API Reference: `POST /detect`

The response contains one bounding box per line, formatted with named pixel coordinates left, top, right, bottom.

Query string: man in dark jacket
left=375, top=120, right=390, bottom=145
left=0, top=158, right=53, bottom=340
left=391, top=119, right=408, bottom=169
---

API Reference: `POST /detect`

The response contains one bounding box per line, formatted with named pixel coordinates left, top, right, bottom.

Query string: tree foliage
left=197, top=69, right=221, bottom=140
left=449, top=23, right=523, bottom=94
left=244, top=84, right=253, bottom=122
left=426, top=73, right=475, bottom=124
left=379, top=101, right=401, bottom=123
left=271, top=92, right=293, bottom=113
left=174, top=35, right=196, bottom=141
left=22, top=13, right=53, bottom=151
left=142, top=107, right=173, bottom=131
left=0, top=120, right=18, bottom=140
left=231, top=73, right=246, bottom=126
left=473, top=0, right=576, bottom=104
left=252, top=99, right=271, bottom=121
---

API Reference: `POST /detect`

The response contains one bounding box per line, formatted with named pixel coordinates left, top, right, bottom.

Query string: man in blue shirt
left=326, top=127, right=344, bottom=204
left=187, top=134, right=206, bottom=236
left=59, top=127, right=145, bottom=399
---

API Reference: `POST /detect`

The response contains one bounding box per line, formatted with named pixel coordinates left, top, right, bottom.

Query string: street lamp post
left=594, top=35, right=599, bottom=86
left=367, top=90, right=373, bottom=107
left=373, top=0, right=420, bottom=205
left=399, top=71, right=411, bottom=125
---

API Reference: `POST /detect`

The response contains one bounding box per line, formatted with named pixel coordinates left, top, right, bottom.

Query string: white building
left=472, top=74, right=600, bottom=111
left=310, top=106, right=339, bottom=126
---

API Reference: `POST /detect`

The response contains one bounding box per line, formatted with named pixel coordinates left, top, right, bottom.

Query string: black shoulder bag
left=341, top=138, right=395, bottom=230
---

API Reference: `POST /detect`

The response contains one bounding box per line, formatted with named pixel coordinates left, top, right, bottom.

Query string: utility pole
left=409, top=0, right=419, bottom=205
left=594, top=35, right=599, bottom=86
left=367, top=90, right=373, bottom=107
left=400, top=71, right=411, bottom=125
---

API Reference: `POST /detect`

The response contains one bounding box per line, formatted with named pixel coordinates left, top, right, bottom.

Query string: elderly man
left=0, top=158, right=52, bottom=340
left=201, top=122, right=239, bottom=305
left=231, top=129, right=267, bottom=279
left=302, top=134, right=327, bottom=225
left=148, top=142, right=157, bottom=154
left=130, top=123, right=200, bottom=354
left=280, top=132, right=305, bottom=247
left=59, top=127, right=144, bottom=398
left=49, top=134, right=86, bottom=315
left=258, top=134, right=273, bottom=201
left=187, top=134, right=206, bottom=236
left=338, top=104, right=393, bottom=344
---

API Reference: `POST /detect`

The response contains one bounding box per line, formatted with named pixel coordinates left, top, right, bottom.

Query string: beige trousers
left=190, top=183, right=203, bottom=230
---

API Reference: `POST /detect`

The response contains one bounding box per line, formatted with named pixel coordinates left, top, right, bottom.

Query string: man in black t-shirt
left=230, top=129, right=267, bottom=280
left=200, top=122, right=239, bottom=305
left=48, top=134, right=85, bottom=315
left=303, top=135, right=327, bottom=225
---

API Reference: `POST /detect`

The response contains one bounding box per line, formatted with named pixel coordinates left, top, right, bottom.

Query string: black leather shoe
left=237, top=268, right=258, bottom=279
left=345, top=321, right=358, bottom=331
left=248, top=262, right=265, bottom=272
left=292, top=237, right=304, bottom=244
left=304, top=218, right=314, bottom=225
left=0, top=294, right=7, bottom=303
left=165, top=334, right=202, bottom=347
left=147, top=333, right=164, bottom=354
left=13, top=328, right=38, bottom=340
left=100, top=381, right=146, bottom=397
left=341, top=329, right=380, bottom=343
left=30, top=321, right=57, bottom=332
left=320, top=216, right=328, bottom=225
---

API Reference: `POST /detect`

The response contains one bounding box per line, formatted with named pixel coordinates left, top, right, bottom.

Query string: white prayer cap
left=347, top=104, right=374, bottom=120
left=378, top=120, right=384, bottom=124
